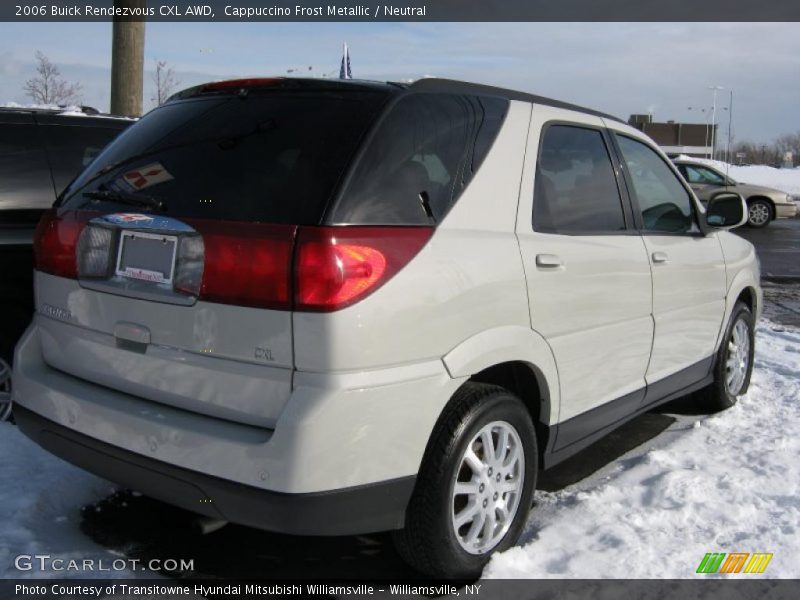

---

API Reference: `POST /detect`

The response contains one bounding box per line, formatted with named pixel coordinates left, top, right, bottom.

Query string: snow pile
left=2, top=101, right=85, bottom=114
left=487, top=319, right=800, bottom=579
left=677, top=155, right=800, bottom=196
left=0, top=422, right=125, bottom=578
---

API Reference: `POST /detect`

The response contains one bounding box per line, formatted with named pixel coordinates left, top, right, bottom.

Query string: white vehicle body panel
left=516, top=106, right=653, bottom=420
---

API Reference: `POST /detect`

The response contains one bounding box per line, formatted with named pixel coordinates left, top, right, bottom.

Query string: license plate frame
left=115, top=230, right=178, bottom=285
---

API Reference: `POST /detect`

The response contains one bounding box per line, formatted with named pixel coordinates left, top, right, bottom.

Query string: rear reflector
left=33, top=210, right=94, bottom=279
left=294, top=227, right=432, bottom=312
left=187, top=220, right=296, bottom=310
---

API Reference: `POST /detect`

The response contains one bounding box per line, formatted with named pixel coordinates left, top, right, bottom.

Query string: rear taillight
left=188, top=220, right=296, bottom=310
left=35, top=211, right=431, bottom=313
left=33, top=210, right=93, bottom=279
left=294, top=227, right=432, bottom=312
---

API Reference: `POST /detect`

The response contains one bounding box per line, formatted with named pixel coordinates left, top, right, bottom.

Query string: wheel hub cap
left=451, top=421, right=524, bottom=555
left=725, top=319, right=750, bottom=396
left=749, top=204, right=769, bottom=225
left=0, top=358, right=11, bottom=422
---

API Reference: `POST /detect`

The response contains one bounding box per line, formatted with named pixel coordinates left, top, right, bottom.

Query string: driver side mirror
left=706, top=192, right=747, bottom=229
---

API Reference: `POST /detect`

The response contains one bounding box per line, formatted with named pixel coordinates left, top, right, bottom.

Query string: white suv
left=12, top=78, right=760, bottom=578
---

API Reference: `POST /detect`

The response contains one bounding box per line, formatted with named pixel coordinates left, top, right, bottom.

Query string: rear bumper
left=13, top=320, right=462, bottom=534
left=14, top=404, right=414, bottom=535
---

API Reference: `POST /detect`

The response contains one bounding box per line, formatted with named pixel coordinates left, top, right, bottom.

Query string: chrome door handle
left=651, top=251, right=669, bottom=264
left=536, top=254, right=563, bottom=268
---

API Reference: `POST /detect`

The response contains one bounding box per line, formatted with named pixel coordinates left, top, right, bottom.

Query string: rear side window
left=41, top=125, right=124, bottom=195
left=328, top=93, right=508, bottom=225
left=616, top=135, right=699, bottom=234
left=60, top=91, right=388, bottom=224
left=533, top=125, right=626, bottom=234
left=682, top=164, right=726, bottom=186
left=0, top=123, right=55, bottom=212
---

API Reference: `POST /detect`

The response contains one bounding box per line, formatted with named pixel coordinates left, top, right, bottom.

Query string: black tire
left=0, top=357, right=12, bottom=423
left=746, top=198, right=772, bottom=228
left=393, top=383, right=537, bottom=578
left=698, top=302, right=755, bottom=412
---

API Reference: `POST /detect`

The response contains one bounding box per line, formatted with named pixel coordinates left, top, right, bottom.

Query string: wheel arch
left=714, top=273, right=761, bottom=353
left=464, top=360, right=551, bottom=466
left=442, top=326, right=560, bottom=464
left=746, top=195, right=775, bottom=219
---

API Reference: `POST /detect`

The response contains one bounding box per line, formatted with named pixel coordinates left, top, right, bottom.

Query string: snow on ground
left=1, top=320, right=797, bottom=579
left=678, top=155, right=800, bottom=196
left=0, top=422, right=133, bottom=578
left=486, top=319, right=800, bottom=579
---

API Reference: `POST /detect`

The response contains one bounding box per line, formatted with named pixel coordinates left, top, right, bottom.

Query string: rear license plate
left=115, top=231, right=178, bottom=284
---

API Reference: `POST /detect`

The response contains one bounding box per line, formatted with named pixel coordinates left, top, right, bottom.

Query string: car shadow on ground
left=78, top=402, right=707, bottom=579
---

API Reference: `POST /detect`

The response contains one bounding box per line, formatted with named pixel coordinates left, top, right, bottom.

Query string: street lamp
left=687, top=106, right=711, bottom=158
left=709, top=85, right=724, bottom=159
left=688, top=102, right=729, bottom=161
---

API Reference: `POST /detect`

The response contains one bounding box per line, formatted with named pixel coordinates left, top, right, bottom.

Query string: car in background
left=0, top=106, right=131, bottom=419
left=673, top=157, right=797, bottom=228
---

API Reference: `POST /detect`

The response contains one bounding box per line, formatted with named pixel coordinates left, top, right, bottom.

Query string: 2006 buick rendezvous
left=13, top=78, right=760, bottom=577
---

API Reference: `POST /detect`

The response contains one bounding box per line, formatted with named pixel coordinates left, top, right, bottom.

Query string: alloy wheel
left=748, top=203, right=770, bottom=226
left=725, top=319, right=751, bottom=396
left=451, top=421, right=525, bottom=555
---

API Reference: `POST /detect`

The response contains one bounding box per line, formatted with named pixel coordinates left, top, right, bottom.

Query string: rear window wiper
left=83, top=190, right=165, bottom=211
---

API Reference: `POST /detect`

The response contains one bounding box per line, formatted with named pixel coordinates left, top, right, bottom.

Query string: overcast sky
left=1, top=22, right=797, bottom=143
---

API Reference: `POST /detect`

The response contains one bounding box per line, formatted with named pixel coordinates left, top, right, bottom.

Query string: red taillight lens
left=201, top=78, right=283, bottom=92
left=33, top=210, right=94, bottom=279
left=188, top=220, right=296, bottom=310
left=295, top=227, right=432, bottom=312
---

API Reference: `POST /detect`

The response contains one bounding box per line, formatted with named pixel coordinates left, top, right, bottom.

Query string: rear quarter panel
left=292, top=101, right=534, bottom=373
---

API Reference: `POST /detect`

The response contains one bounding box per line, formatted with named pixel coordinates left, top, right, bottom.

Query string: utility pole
left=110, top=0, right=145, bottom=117
left=708, top=85, right=724, bottom=160
left=726, top=90, right=734, bottom=166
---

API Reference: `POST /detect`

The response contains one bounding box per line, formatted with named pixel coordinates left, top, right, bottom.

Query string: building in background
left=628, top=114, right=717, bottom=158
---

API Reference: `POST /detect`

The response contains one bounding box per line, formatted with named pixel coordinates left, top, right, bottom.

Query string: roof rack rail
left=408, top=78, right=623, bottom=123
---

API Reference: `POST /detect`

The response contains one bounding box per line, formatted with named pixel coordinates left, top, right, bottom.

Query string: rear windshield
left=59, top=91, right=388, bottom=224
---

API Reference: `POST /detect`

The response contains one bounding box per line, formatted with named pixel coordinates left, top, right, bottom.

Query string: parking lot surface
left=736, top=216, right=800, bottom=279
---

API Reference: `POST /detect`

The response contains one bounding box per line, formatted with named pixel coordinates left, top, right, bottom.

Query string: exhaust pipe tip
left=194, top=516, right=228, bottom=535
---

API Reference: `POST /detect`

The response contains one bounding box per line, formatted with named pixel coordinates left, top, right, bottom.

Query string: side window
left=684, top=164, right=725, bottom=186
left=616, top=135, right=699, bottom=234
left=533, top=124, right=626, bottom=234
left=0, top=123, right=55, bottom=213
left=329, top=93, right=508, bottom=225
left=40, top=125, right=124, bottom=196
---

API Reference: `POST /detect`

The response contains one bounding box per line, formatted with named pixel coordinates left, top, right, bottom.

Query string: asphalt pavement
left=735, top=215, right=800, bottom=279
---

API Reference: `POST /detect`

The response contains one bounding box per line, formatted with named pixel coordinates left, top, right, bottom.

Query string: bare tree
left=24, top=51, right=83, bottom=105
left=151, top=60, right=179, bottom=106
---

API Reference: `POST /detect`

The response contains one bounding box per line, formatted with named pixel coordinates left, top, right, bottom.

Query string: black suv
left=0, top=107, right=131, bottom=403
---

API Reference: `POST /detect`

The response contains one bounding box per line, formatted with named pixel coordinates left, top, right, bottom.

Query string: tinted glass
left=60, top=91, right=387, bottom=224
left=329, top=93, right=508, bottom=225
left=616, top=136, right=698, bottom=234
left=683, top=164, right=726, bottom=186
left=533, top=125, right=625, bottom=234
left=41, top=125, right=124, bottom=195
left=0, top=123, right=55, bottom=212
